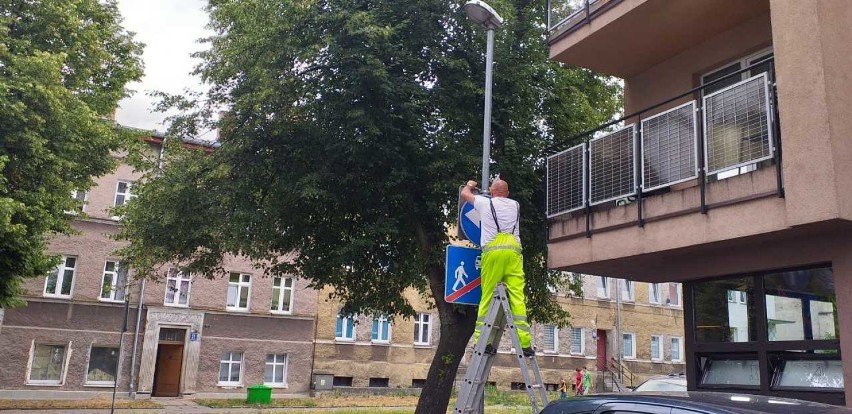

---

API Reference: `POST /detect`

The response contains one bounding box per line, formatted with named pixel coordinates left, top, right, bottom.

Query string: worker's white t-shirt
left=473, top=195, right=521, bottom=247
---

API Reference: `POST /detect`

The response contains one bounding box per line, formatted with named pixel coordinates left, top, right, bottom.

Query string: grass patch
left=0, top=399, right=161, bottom=410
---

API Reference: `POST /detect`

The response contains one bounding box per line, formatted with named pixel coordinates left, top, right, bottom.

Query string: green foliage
left=118, top=0, right=619, bottom=411
left=0, top=0, right=143, bottom=307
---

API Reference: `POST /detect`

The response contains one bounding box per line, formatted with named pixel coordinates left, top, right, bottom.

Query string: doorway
left=152, top=343, right=184, bottom=397
left=596, top=329, right=607, bottom=371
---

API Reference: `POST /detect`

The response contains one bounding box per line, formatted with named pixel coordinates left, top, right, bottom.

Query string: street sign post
left=445, top=245, right=482, bottom=305
left=457, top=186, right=482, bottom=247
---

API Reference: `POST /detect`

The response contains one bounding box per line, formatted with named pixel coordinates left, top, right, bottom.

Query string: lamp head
left=463, top=0, right=504, bottom=30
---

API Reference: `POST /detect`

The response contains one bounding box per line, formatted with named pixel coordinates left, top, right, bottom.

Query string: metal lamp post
left=463, top=0, right=504, bottom=191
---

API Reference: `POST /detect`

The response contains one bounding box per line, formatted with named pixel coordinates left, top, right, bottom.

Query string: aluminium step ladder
left=453, top=283, right=548, bottom=414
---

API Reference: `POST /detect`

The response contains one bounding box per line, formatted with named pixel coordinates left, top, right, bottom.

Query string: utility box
left=313, top=374, right=333, bottom=391
left=246, top=384, right=272, bottom=404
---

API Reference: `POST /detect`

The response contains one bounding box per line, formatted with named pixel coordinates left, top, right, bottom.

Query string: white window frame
left=570, top=327, right=585, bottom=355
left=621, top=279, right=635, bottom=302
left=263, top=353, right=288, bottom=388
left=542, top=325, right=558, bottom=353
left=99, top=261, right=127, bottom=303
left=622, top=332, right=636, bottom=359
left=596, top=276, right=609, bottom=299
left=69, top=189, right=88, bottom=213
left=270, top=276, right=294, bottom=314
left=649, top=283, right=661, bottom=305
left=666, top=283, right=682, bottom=307
left=43, top=256, right=77, bottom=299
left=670, top=337, right=683, bottom=362
left=164, top=269, right=191, bottom=307
left=85, top=345, right=120, bottom=386
left=226, top=273, right=252, bottom=312
left=650, top=335, right=662, bottom=362
left=26, top=341, right=69, bottom=386
left=113, top=180, right=134, bottom=207
left=371, top=315, right=391, bottom=344
left=335, top=314, right=356, bottom=342
left=413, top=313, right=432, bottom=346
left=218, top=351, right=244, bottom=386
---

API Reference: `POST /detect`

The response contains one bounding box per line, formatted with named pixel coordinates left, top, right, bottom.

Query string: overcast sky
left=115, top=0, right=212, bottom=134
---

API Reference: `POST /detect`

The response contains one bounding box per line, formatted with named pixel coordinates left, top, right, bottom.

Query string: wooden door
left=596, top=330, right=607, bottom=371
left=153, top=344, right=183, bottom=397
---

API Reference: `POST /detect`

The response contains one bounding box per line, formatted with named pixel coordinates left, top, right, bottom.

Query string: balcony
left=545, top=57, right=787, bottom=279
left=547, top=0, right=771, bottom=78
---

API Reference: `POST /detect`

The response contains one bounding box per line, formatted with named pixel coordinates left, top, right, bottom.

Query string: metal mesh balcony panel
left=641, top=101, right=699, bottom=191
left=590, top=125, right=636, bottom=205
left=547, top=143, right=585, bottom=217
left=703, top=73, right=774, bottom=175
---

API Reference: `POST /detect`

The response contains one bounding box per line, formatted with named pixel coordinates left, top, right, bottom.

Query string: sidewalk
left=0, top=398, right=414, bottom=414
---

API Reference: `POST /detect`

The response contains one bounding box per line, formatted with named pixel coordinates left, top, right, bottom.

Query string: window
left=650, top=335, right=662, bottom=361
left=411, top=379, right=426, bottom=388
left=414, top=313, right=431, bottom=346
left=44, top=256, right=76, bottom=298
left=621, top=280, right=634, bottom=302
left=596, top=276, right=609, bottom=299
left=333, top=376, right=353, bottom=387
left=86, top=346, right=119, bottom=385
left=226, top=273, right=251, bottom=311
left=369, top=377, right=389, bottom=387
left=666, top=283, right=681, bottom=307
left=336, top=314, right=355, bottom=341
left=765, top=267, right=837, bottom=341
left=671, top=337, right=682, bottom=362
left=622, top=333, right=636, bottom=359
left=72, top=190, right=88, bottom=212
left=264, top=354, right=288, bottom=387
left=218, top=351, right=243, bottom=385
left=113, top=181, right=134, bottom=207
left=570, top=327, right=585, bottom=355
left=270, top=276, right=294, bottom=314
left=694, top=277, right=754, bottom=343
left=99, top=261, right=127, bottom=302
left=164, top=269, right=191, bottom=307
left=28, top=344, right=67, bottom=384
left=372, top=316, right=391, bottom=343
left=649, top=283, right=661, bottom=304
left=542, top=325, right=557, bottom=353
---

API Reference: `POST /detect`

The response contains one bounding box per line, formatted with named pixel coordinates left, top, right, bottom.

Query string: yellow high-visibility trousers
left=473, top=233, right=531, bottom=348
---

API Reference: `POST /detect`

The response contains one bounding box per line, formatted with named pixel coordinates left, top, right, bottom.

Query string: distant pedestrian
left=574, top=368, right=583, bottom=396
left=582, top=367, right=592, bottom=395
left=559, top=377, right=568, bottom=399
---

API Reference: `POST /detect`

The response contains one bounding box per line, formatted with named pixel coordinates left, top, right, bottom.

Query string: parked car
left=540, top=392, right=852, bottom=414
left=632, top=373, right=687, bottom=392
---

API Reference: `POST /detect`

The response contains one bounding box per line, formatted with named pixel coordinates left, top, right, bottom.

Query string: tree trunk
left=414, top=263, right=477, bottom=414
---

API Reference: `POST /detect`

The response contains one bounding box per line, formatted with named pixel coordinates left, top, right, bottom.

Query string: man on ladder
left=461, top=178, right=533, bottom=356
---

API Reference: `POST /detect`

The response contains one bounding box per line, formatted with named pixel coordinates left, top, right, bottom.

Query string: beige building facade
left=546, top=0, right=852, bottom=405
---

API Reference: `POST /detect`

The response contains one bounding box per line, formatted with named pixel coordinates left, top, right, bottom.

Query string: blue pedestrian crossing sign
left=457, top=186, right=482, bottom=247
left=445, top=245, right=482, bottom=306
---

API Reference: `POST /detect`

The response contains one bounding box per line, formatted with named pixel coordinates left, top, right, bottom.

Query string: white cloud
left=115, top=0, right=212, bottom=133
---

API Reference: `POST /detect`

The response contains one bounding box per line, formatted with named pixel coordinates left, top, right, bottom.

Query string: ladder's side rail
left=497, top=285, right=546, bottom=413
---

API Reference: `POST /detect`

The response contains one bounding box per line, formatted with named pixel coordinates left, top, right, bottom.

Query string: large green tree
left=0, top=0, right=143, bottom=307
left=119, top=0, right=619, bottom=411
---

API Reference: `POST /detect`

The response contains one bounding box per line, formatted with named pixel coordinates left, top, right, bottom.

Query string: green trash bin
left=246, top=384, right=272, bottom=404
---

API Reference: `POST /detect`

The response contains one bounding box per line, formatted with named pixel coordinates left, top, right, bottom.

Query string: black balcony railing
left=547, top=0, right=623, bottom=38
left=545, top=57, right=783, bottom=238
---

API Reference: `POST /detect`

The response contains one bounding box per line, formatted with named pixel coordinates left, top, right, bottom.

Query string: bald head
left=489, top=179, right=509, bottom=197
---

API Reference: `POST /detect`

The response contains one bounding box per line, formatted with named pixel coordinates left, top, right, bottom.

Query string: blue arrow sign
left=457, top=186, right=482, bottom=247
left=445, top=245, right=482, bottom=306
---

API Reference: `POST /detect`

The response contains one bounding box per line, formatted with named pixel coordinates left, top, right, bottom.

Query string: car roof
left=542, top=392, right=852, bottom=414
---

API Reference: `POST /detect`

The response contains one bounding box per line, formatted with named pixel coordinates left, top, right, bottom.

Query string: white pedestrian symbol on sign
left=453, top=261, right=469, bottom=292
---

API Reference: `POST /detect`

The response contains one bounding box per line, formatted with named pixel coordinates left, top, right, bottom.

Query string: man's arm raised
left=461, top=180, right=478, bottom=205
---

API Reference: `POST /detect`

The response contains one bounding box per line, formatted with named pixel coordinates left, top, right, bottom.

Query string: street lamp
left=464, top=0, right=503, bottom=191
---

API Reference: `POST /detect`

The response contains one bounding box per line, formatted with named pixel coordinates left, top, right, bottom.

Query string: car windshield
left=634, top=378, right=686, bottom=392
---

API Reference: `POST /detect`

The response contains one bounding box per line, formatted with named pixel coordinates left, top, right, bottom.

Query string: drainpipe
left=615, top=278, right=623, bottom=381
left=129, top=279, right=145, bottom=397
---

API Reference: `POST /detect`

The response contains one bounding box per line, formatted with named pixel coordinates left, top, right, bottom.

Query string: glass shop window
left=764, top=267, right=837, bottom=341
left=694, top=277, right=755, bottom=343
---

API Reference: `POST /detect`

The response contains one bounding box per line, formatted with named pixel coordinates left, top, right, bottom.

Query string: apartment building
left=0, top=135, right=317, bottom=399
left=312, top=275, right=684, bottom=391
left=545, top=0, right=851, bottom=405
